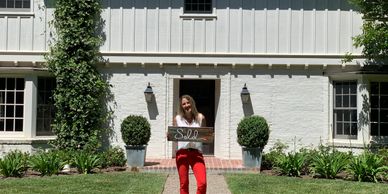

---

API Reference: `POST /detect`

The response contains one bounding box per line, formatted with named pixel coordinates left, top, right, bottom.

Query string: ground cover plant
left=347, top=150, right=388, bottom=183
left=0, top=150, right=29, bottom=177
left=310, top=146, right=350, bottom=179
left=0, top=172, right=167, bottom=194
left=225, top=173, right=388, bottom=194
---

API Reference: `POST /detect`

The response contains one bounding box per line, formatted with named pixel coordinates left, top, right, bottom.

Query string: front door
left=179, top=79, right=215, bottom=155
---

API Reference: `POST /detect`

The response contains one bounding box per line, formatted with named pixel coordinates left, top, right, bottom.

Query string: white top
left=175, top=115, right=203, bottom=152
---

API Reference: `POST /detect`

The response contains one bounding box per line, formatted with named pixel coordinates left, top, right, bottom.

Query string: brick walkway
left=141, top=156, right=258, bottom=173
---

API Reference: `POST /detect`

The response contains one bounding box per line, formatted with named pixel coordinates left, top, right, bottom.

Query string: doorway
left=179, top=79, right=215, bottom=155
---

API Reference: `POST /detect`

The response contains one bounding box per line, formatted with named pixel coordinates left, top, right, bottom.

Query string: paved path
left=162, top=173, right=232, bottom=194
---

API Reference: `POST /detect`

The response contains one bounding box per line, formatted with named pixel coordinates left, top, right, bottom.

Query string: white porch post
left=24, top=76, right=37, bottom=139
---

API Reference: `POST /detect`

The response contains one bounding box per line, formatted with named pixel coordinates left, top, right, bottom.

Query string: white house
left=0, top=0, right=386, bottom=159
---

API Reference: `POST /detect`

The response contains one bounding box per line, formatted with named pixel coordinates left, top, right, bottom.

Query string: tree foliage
left=349, top=0, right=388, bottom=62
left=46, top=0, right=108, bottom=150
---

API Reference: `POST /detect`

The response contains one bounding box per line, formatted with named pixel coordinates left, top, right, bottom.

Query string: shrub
left=262, top=140, right=288, bottom=170
left=121, top=115, right=151, bottom=146
left=275, top=152, right=306, bottom=177
left=0, top=150, right=29, bottom=177
left=347, top=150, right=388, bottom=182
left=73, top=151, right=100, bottom=174
left=237, top=115, right=269, bottom=148
left=310, top=147, right=350, bottom=179
left=29, top=150, right=65, bottom=176
left=99, top=147, right=127, bottom=168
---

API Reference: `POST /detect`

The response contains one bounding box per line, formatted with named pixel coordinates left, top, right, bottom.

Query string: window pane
left=6, top=105, right=14, bottom=117
left=336, top=123, right=343, bottom=135
left=336, top=110, right=343, bottom=121
left=381, top=110, right=388, bottom=122
left=0, top=119, right=4, bottom=131
left=335, top=82, right=342, bottom=94
left=0, top=78, right=5, bottom=90
left=16, top=92, right=23, bottom=104
left=381, top=83, right=388, bottom=95
left=344, top=123, right=350, bottom=135
left=7, top=0, right=14, bottom=8
left=0, top=105, right=4, bottom=117
left=371, top=110, right=379, bottom=122
left=15, top=119, right=22, bottom=131
left=15, top=0, right=22, bottom=8
left=351, top=110, right=357, bottom=121
left=381, top=96, right=388, bottom=108
left=344, top=110, right=350, bottom=121
left=350, top=95, right=357, bottom=107
left=343, top=83, right=350, bottom=94
left=350, top=83, right=357, bottom=94
left=343, top=95, right=349, bottom=107
left=381, top=123, right=388, bottom=136
left=335, top=96, right=342, bottom=107
left=16, top=78, right=24, bottom=90
left=351, top=123, right=357, bottom=135
left=371, top=123, right=378, bottom=136
left=0, top=1, right=6, bottom=8
left=371, top=96, right=379, bottom=108
left=7, top=92, right=15, bottom=103
left=5, top=119, right=13, bottom=131
left=370, top=82, right=379, bottom=94
left=0, top=92, right=5, bottom=104
left=15, top=105, right=23, bottom=117
left=6, top=78, right=15, bottom=90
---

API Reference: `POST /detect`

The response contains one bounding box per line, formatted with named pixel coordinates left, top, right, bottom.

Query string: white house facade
left=0, top=0, right=387, bottom=159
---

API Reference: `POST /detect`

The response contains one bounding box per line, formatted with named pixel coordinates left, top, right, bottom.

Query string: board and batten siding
left=0, top=0, right=362, bottom=56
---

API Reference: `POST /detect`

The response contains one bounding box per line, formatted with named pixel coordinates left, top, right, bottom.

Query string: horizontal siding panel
left=0, top=0, right=362, bottom=56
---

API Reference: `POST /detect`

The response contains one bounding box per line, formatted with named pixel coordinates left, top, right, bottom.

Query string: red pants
left=176, top=149, right=207, bottom=194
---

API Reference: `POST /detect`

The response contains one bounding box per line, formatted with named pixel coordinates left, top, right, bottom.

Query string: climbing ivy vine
left=46, top=0, right=108, bottom=150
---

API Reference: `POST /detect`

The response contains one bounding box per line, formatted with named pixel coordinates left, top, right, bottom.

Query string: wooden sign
left=167, top=126, right=214, bottom=143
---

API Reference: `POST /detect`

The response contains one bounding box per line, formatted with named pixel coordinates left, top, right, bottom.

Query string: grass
left=0, top=172, right=167, bottom=194
left=225, top=174, right=388, bottom=194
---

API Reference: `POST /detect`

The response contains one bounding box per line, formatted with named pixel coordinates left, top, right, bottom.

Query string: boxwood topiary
left=237, top=115, right=269, bottom=148
left=121, top=115, right=151, bottom=146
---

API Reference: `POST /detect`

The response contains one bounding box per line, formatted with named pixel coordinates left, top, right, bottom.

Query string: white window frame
left=333, top=80, right=358, bottom=139
left=0, top=0, right=33, bottom=16
left=180, top=0, right=217, bottom=19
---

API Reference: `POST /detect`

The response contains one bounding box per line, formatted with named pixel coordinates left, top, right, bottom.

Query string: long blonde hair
left=177, top=95, right=200, bottom=122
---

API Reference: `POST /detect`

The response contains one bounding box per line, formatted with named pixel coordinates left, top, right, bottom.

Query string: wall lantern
left=144, top=82, right=154, bottom=103
left=240, top=83, right=250, bottom=103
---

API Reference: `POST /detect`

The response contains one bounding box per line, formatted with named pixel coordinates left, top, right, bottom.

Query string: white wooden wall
left=0, top=0, right=362, bottom=55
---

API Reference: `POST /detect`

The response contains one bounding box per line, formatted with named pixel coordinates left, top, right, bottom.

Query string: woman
left=173, top=95, right=207, bottom=194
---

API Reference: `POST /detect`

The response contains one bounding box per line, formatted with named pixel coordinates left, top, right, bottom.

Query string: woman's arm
left=199, top=113, right=206, bottom=127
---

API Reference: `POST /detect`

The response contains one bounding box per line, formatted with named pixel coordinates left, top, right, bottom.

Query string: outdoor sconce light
left=240, top=83, right=250, bottom=103
left=144, top=82, right=154, bottom=103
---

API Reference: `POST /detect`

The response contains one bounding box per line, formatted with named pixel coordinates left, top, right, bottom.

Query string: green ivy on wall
left=46, top=0, right=108, bottom=150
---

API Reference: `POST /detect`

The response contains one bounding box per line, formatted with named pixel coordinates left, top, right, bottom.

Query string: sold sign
left=167, top=126, right=214, bottom=143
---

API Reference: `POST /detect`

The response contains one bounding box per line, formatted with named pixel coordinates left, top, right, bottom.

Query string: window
left=36, top=77, right=55, bottom=136
left=0, top=78, right=24, bottom=132
left=333, top=81, right=357, bottom=139
left=370, top=82, right=388, bottom=137
left=184, top=0, right=212, bottom=14
left=0, top=0, right=30, bottom=11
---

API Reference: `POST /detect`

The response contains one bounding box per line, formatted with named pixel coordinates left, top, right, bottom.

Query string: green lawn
left=0, top=172, right=167, bottom=194
left=225, top=174, right=388, bottom=194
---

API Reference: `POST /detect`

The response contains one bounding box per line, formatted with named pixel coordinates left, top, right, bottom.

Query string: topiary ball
left=237, top=115, right=269, bottom=148
left=121, top=115, right=151, bottom=145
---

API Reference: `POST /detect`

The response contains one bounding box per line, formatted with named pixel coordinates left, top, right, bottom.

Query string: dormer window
left=0, top=0, right=30, bottom=12
left=184, top=0, right=212, bottom=14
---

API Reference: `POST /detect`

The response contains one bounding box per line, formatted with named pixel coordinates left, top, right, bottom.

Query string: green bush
left=0, top=150, right=29, bottom=177
left=275, top=152, right=306, bottom=177
left=237, top=115, right=269, bottom=148
left=73, top=151, right=100, bottom=174
left=310, top=147, right=350, bottom=179
left=262, top=140, right=288, bottom=170
left=347, top=150, right=388, bottom=182
left=121, top=115, right=151, bottom=146
left=99, top=147, right=127, bottom=168
left=29, top=150, right=65, bottom=176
